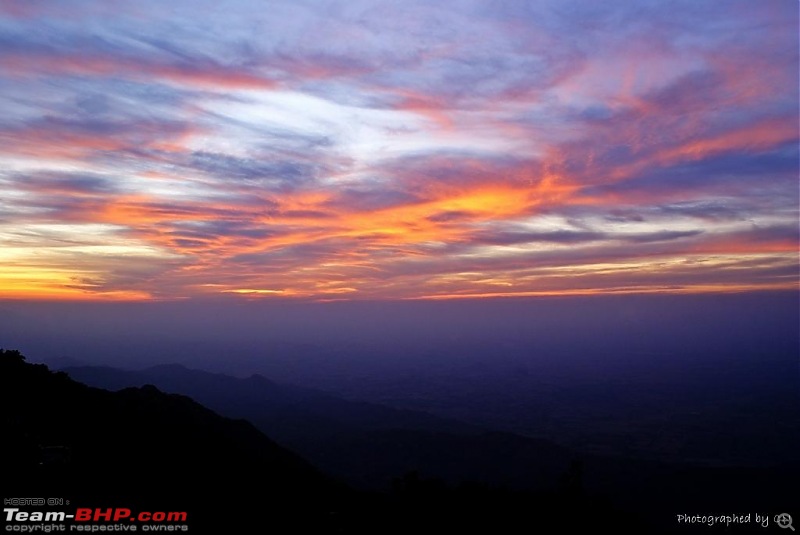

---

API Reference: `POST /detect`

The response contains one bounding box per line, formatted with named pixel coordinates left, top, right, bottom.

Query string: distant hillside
left=2, top=349, right=658, bottom=534
left=62, top=361, right=800, bottom=525
left=9, top=350, right=798, bottom=533
left=63, top=363, right=575, bottom=490
left=63, top=363, right=479, bottom=440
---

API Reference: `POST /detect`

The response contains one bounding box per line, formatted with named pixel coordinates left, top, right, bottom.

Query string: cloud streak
left=0, top=0, right=797, bottom=300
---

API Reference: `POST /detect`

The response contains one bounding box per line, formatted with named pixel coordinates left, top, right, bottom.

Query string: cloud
left=0, top=0, right=796, bottom=299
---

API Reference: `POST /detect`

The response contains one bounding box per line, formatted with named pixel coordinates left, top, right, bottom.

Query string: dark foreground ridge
left=4, top=349, right=798, bottom=534
left=1, top=349, right=346, bottom=532
left=63, top=363, right=800, bottom=513
left=2, top=348, right=647, bottom=534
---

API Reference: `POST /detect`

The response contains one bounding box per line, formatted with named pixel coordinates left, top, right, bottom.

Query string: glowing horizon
left=0, top=0, right=797, bottom=301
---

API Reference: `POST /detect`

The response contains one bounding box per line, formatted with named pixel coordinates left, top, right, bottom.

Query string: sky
left=0, top=0, right=797, bottom=301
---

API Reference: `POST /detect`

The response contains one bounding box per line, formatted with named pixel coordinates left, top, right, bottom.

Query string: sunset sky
left=1, top=0, right=797, bottom=301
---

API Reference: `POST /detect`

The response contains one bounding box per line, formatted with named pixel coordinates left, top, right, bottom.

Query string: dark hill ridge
left=64, top=363, right=576, bottom=489
left=62, top=361, right=800, bottom=524
left=2, top=348, right=650, bottom=534
left=1, top=350, right=346, bottom=532
left=8, top=350, right=799, bottom=533
left=64, top=362, right=478, bottom=441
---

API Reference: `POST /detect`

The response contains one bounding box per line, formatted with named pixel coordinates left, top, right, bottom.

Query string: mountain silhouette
left=62, top=361, right=800, bottom=529
left=2, top=349, right=649, bottom=533
left=63, top=363, right=576, bottom=490
left=1, top=350, right=347, bottom=532
left=8, top=350, right=797, bottom=533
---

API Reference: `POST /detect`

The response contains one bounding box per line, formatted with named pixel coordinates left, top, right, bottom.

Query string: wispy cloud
left=0, top=0, right=796, bottom=300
